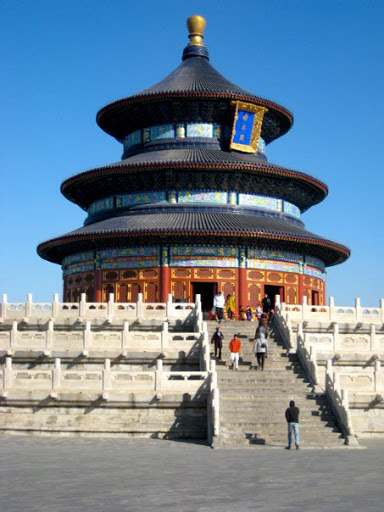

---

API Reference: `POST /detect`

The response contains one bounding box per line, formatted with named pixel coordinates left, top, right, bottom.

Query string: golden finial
left=187, top=15, right=206, bottom=46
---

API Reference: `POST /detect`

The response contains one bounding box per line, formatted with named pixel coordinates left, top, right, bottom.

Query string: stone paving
left=0, top=435, right=383, bottom=512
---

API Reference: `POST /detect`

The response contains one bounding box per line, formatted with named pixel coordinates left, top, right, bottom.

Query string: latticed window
left=119, top=284, right=128, bottom=302
left=131, top=283, right=140, bottom=302
left=249, top=284, right=260, bottom=305
left=267, top=272, right=282, bottom=283
left=196, top=268, right=213, bottom=279
left=75, top=275, right=83, bottom=284
left=173, top=268, right=191, bottom=278
left=122, top=270, right=137, bottom=280
left=286, top=286, right=297, bottom=304
left=146, top=282, right=158, bottom=302
left=304, top=276, right=312, bottom=286
left=142, top=269, right=157, bottom=279
left=218, top=269, right=234, bottom=279
left=222, top=282, right=235, bottom=297
left=173, top=281, right=186, bottom=301
left=85, top=273, right=94, bottom=283
left=248, top=271, right=263, bottom=281
left=86, top=286, right=94, bottom=302
left=105, top=271, right=118, bottom=281
left=285, top=274, right=297, bottom=284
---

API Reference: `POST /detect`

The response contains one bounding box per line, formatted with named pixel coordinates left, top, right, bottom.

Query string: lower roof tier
left=61, top=147, right=328, bottom=212
left=37, top=211, right=350, bottom=267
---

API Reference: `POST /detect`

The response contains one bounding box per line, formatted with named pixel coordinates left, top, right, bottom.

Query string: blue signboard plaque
left=230, top=101, right=268, bottom=153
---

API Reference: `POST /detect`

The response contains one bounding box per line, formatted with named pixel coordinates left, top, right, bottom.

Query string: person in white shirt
left=213, top=291, right=225, bottom=324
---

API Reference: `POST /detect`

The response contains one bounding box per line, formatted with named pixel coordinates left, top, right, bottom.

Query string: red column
left=160, top=266, right=171, bottom=302
left=238, top=267, right=248, bottom=312
left=95, top=270, right=103, bottom=302
left=160, top=246, right=171, bottom=302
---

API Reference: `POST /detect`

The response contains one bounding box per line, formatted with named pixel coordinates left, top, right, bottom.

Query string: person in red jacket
left=229, top=334, right=241, bottom=370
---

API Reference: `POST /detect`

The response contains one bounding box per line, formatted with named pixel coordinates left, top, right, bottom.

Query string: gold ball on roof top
left=187, top=15, right=206, bottom=46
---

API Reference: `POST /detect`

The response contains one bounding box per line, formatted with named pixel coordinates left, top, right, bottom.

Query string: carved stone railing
left=0, top=293, right=199, bottom=325
left=280, top=296, right=384, bottom=325
left=0, top=320, right=203, bottom=357
left=0, top=356, right=209, bottom=399
left=325, top=360, right=358, bottom=445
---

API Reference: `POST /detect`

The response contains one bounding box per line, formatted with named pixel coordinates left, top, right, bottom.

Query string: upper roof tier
left=96, top=16, right=293, bottom=145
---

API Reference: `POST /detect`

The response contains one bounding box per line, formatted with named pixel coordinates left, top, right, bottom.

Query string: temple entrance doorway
left=312, top=290, right=320, bottom=306
left=264, top=285, right=285, bottom=309
left=192, top=282, right=216, bottom=314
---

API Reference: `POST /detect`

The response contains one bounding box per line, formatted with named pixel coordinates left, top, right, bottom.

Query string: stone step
left=217, top=437, right=344, bottom=447
left=217, top=374, right=309, bottom=383
left=220, top=421, right=340, bottom=438
left=220, top=404, right=332, bottom=413
left=218, top=385, right=313, bottom=394
left=219, top=431, right=343, bottom=443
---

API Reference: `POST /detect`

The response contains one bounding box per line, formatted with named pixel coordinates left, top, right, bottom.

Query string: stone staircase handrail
left=274, top=299, right=295, bottom=353
left=325, top=359, right=357, bottom=445
left=208, top=359, right=220, bottom=443
left=296, top=324, right=321, bottom=391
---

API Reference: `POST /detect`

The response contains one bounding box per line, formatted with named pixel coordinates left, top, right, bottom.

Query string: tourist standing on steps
left=285, top=400, right=300, bottom=449
left=253, top=317, right=268, bottom=370
left=229, top=333, right=241, bottom=370
left=225, top=293, right=236, bottom=321
left=262, top=294, right=271, bottom=315
left=213, top=291, right=225, bottom=324
left=211, top=326, right=224, bottom=360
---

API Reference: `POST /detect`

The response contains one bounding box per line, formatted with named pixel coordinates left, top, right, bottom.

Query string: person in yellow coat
left=225, top=293, right=236, bottom=320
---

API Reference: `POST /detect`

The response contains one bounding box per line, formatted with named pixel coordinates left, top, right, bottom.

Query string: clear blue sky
left=1, top=0, right=383, bottom=306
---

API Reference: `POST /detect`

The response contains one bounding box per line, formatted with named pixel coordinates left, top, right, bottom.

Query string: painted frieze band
left=62, top=245, right=325, bottom=279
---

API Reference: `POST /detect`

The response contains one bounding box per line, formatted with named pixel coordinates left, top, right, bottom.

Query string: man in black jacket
left=285, top=400, right=300, bottom=449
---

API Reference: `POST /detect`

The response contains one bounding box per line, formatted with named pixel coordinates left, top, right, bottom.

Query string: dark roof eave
left=37, top=230, right=350, bottom=268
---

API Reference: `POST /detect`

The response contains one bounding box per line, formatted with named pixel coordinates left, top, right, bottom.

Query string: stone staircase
left=207, top=320, right=345, bottom=448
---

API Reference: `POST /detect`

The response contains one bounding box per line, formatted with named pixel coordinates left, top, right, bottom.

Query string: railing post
left=301, top=295, right=307, bottom=322
left=329, top=296, right=336, bottom=322
left=374, top=359, right=382, bottom=392
left=1, top=293, right=7, bottom=319
left=53, top=358, right=61, bottom=390
left=155, top=359, right=163, bottom=391
left=380, top=299, right=384, bottom=323
left=79, top=293, right=86, bottom=318
left=370, top=324, right=377, bottom=351
left=355, top=297, right=362, bottom=323
left=161, top=321, right=169, bottom=351
left=333, top=323, right=339, bottom=351
left=84, top=321, right=91, bottom=349
left=10, top=321, right=18, bottom=348
left=136, top=293, right=144, bottom=320
left=4, top=357, right=12, bottom=389
left=166, top=293, right=173, bottom=318
left=103, top=359, right=111, bottom=392
left=52, top=293, right=60, bottom=319
left=122, top=321, right=129, bottom=349
left=107, top=293, right=114, bottom=322
left=46, top=320, right=54, bottom=350
left=26, top=293, right=33, bottom=319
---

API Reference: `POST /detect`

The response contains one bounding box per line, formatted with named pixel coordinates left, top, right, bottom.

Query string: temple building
left=37, top=16, right=350, bottom=312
